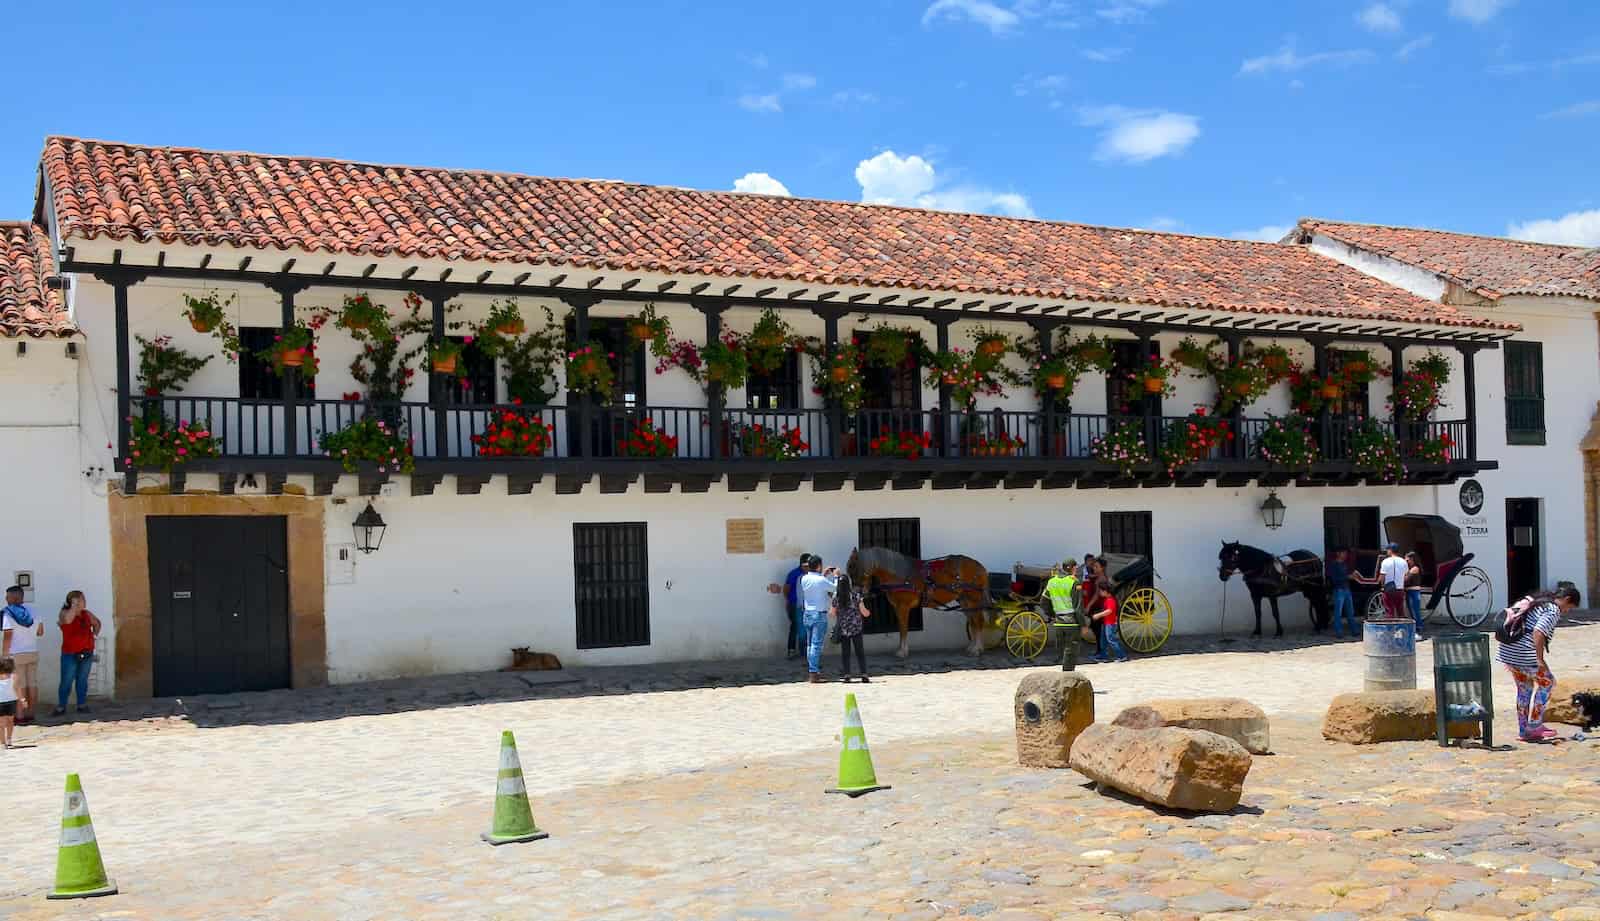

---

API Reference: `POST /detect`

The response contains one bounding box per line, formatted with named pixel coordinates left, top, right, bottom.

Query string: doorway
left=1506, top=498, right=1542, bottom=599
left=147, top=516, right=291, bottom=697
left=858, top=517, right=923, bottom=634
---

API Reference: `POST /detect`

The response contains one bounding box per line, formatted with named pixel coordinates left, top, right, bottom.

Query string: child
left=0, top=656, right=23, bottom=748
left=1092, top=584, right=1130, bottom=663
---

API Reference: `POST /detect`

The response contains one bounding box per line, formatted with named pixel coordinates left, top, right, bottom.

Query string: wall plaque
left=725, top=518, right=765, bottom=554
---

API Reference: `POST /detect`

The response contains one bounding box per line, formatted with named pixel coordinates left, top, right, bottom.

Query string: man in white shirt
left=1376, top=543, right=1410, bottom=624
left=797, top=557, right=840, bottom=682
left=2, top=585, right=43, bottom=723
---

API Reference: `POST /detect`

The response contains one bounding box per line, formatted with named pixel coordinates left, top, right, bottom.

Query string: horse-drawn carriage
left=988, top=554, right=1174, bottom=661
left=1356, top=514, right=1495, bottom=628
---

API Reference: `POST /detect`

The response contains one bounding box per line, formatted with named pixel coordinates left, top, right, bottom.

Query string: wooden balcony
left=129, top=396, right=1493, bottom=495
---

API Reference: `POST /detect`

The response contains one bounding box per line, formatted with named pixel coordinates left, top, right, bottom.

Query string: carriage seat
left=1010, top=564, right=1055, bottom=597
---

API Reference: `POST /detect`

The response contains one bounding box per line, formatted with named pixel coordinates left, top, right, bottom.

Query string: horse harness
left=875, top=558, right=985, bottom=608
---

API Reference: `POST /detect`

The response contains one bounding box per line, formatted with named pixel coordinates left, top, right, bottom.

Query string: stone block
left=1112, top=698, right=1271, bottom=754
left=1068, top=723, right=1251, bottom=812
left=1321, top=690, right=1478, bottom=744
left=1544, top=673, right=1600, bottom=726
left=1014, top=672, right=1095, bottom=768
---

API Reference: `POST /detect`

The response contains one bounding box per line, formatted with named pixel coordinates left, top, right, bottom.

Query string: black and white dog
left=1570, top=692, right=1600, bottom=732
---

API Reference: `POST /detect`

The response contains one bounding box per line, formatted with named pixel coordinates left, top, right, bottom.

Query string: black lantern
left=1260, top=490, right=1286, bottom=531
left=353, top=502, right=387, bottom=554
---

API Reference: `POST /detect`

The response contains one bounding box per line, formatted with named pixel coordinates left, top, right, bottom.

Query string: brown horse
left=847, top=547, right=991, bottom=658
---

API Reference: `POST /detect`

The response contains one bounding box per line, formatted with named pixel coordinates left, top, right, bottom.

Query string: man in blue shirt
left=783, top=554, right=810, bottom=660
left=1326, top=548, right=1356, bottom=639
left=798, top=556, right=840, bottom=682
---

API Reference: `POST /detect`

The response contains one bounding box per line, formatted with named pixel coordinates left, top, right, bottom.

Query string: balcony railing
left=129, top=395, right=1477, bottom=469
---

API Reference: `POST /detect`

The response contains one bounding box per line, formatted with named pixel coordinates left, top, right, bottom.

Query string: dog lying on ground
left=1570, top=691, right=1600, bottom=732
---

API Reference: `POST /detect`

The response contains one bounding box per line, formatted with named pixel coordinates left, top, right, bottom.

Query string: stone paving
left=6, top=623, right=1600, bottom=919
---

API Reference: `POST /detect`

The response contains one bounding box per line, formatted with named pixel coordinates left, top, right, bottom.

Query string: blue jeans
left=1407, top=589, right=1423, bottom=629
left=58, top=653, right=91, bottom=709
left=1097, top=623, right=1128, bottom=661
left=1330, top=588, right=1356, bottom=636
left=802, top=611, right=829, bottom=674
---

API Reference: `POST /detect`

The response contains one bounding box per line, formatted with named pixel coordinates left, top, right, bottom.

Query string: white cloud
left=921, top=0, right=1021, bottom=34
left=1079, top=105, right=1200, bottom=164
left=1396, top=34, right=1434, bottom=60
left=1541, top=100, right=1600, bottom=119
left=1507, top=209, right=1600, bottom=246
left=1096, top=0, right=1164, bottom=24
left=1357, top=3, right=1402, bottom=33
left=738, top=93, right=782, bottom=114
left=1490, top=51, right=1600, bottom=76
left=1013, top=73, right=1070, bottom=96
left=1240, top=43, right=1373, bottom=75
left=1229, top=224, right=1293, bottom=243
left=1143, top=216, right=1183, bottom=232
left=831, top=89, right=880, bottom=106
left=782, top=73, right=818, bottom=91
left=740, top=52, right=770, bottom=69
left=732, top=172, right=792, bottom=196
left=1449, top=0, right=1514, bottom=24
left=854, top=150, right=1034, bottom=218
left=1083, top=47, right=1128, bottom=62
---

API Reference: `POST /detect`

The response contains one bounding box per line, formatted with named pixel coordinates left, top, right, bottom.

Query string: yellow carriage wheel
left=1118, top=588, right=1173, bottom=654
left=1005, top=608, right=1050, bottom=661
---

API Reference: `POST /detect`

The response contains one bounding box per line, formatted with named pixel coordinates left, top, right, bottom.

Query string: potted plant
left=1170, top=336, right=1215, bottom=374
left=1255, top=415, right=1320, bottom=470
left=1248, top=344, right=1296, bottom=382
left=136, top=335, right=211, bottom=397
left=1350, top=419, right=1404, bottom=482
left=1317, top=375, right=1346, bottom=401
left=1212, top=358, right=1270, bottom=414
left=320, top=416, right=416, bottom=474
left=337, top=293, right=386, bottom=332
left=428, top=338, right=468, bottom=376
left=809, top=342, right=866, bottom=414
left=1394, top=351, right=1452, bottom=421
left=622, top=418, right=679, bottom=458
left=1030, top=354, right=1081, bottom=395
left=626, top=303, right=673, bottom=358
left=255, top=322, right=318, bottom=377
left=1090, top=422, right=1151, bottom=478
left=1413, top=431, right=1455, bottom=465
left=565, top=345, right=616, bottom=398
left=1287, top=371, right=1326, bottom=415
left=126, top=417, right=221, bottom=471
left=924, top=348, right=1007, bottom=408
left=963, top=431, right=1025, bottom=457
left=1157, top=408, right=1233, bottom=477
left=1132, top=357, right=1175, bottom=397
left=1066, top=334, right=1114, bottom=373
left=182, top=290, right=233, bottom=334
left=745, top=308, right=795, bottom=374
left=318, top=292, right=432, bottom=405
left=970, top=326, right=1011, bottom=361
left=866, top=325, right=916, bottom=369
left=1338, top=349, right=1383, bottom=385
left=700, top=336, right=750, bottom=389
left=867, top=427, right=931, bottom=459
left=732, top=422, right=809, bottom=460
left=471, top=404, right=554, bottom=458
left=485, top=299, right=526, bottom=336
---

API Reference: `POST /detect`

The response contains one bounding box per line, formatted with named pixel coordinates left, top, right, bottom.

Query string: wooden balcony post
left=1389, top=342, right=1407, bottom=453
left=264, top=276, right=311, bottom=461
left=1224, top=333, right=1243, bottom=459
left=816, top=308, right=843, bottom=457
left=1459, top=345, right=1479, bottom=461
left=935, top=317, right=954, bottom=457
left=1032, top=319, right=1057, bottom=458
left=696, top=300, right=729, bottom=460
left=563, top=294, right=594, bottom=458
left=1310, top=336, right=1331, bottom=459
left=1137, top=326, right=1156, bottom=451
left=427, top=288, right=452, bottom=460
left=94, top=266, right=150, bottom=494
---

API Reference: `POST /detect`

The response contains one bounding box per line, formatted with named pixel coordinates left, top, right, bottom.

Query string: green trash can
left=1433, top=633, right=1493, bottom=748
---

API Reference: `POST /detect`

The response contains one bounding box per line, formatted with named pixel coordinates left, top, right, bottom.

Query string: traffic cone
left=826, top=693, right=891, bottom=798
left=481, top=731, right=549, bottom=845
left=48, top=774, right=116, bottom=900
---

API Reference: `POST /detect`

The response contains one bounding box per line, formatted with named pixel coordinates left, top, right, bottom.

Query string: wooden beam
left=197, top=254, right=212, bottom=270
left=657, top=280, right=676, bottom=293
left=755, top=287, right=776, bottom=297
left=512, top=272, right=530, bottom=285
left=724, top=284, right=742, bottom=296
left=620, top=278, right=640, bottom=291
left=476, top=270, right=492, bottom=284
left=587, top=276, right=605, bottom=289
left=322, top=261, right=337, bottom=276
left=362, top=263, right=378, bottom=278
left=400, top=266, right=418, bottom=280
left=787, top=288, right=809, bottom=299
left=280, top=258, right=296, bottom=274
left=689, top=282, right=710, bottom=295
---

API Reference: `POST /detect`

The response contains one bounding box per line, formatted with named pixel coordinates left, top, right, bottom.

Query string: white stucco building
left=1, top=136, right=1592, bottom=700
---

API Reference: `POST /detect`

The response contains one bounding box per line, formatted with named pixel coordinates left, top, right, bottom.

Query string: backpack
left=1494, top=594, right=1544, bottom=644
left=2, top=603, right=31, bottom=628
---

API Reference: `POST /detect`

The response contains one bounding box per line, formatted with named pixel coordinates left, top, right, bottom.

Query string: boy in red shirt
left=1091, top=588, right=1130, bottom=663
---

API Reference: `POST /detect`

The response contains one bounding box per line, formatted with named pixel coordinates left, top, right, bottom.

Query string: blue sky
left=2, top=0, right=1597, bottom=244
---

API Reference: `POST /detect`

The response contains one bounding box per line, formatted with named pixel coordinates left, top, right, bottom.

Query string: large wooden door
left=147, top=516, right=290, bottom=696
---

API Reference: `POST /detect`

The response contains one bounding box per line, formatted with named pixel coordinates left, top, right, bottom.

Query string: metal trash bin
left=1433, top=633, right=1492, bottom=747
left=1364, top=619, right=1417, bottom=691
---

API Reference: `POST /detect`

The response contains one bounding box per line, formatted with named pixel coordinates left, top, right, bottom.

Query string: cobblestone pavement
left=7, top=623, right=1600, bottom=919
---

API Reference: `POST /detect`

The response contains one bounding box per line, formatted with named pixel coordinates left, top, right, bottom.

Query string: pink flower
left=176, top=447, right=187, bottom=456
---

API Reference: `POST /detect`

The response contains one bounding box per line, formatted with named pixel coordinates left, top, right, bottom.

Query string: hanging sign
left=725, top=518, right=765, bottom=554
left=1455, top=479, right=1491, bottom=542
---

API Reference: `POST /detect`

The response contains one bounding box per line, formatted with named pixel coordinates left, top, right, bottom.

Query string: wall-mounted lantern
left=353, top=502, right=387, bottom=554
left=1260, top=490, right=1286, bottom=531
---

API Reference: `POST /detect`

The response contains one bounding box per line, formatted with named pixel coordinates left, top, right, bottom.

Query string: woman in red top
left=55, top=590, right=101, bottom=717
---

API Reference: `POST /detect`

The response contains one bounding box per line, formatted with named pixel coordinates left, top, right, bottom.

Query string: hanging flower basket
left=1319, top=380, right=1345, bottom=400
left=496, top=318, right=526, bottom=336
left=831, top=365, right=852, bottom=383
left=1046, top=374, right=1068, bottom=390
left=432, top=354, right=458, bottom=374
left=279, top=348, right=309, bottom=368
left=978, top=338, right=1007, bottom=358
left=1143, top=376, right=1166, bottom=394
left=630, top=321, right=655, bottom=342
left=190, top=317, right=214, bottom=334
left=337, top=294, right=386, bottom=333
left=429, top=339, right=467, bottom=377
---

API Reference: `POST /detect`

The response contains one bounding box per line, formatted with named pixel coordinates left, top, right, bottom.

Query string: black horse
left=1217, top=541, right=1330, bottom=637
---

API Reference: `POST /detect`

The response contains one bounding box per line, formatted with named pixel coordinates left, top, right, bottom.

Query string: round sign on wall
left=1459, top=479, right=1485, bottom=516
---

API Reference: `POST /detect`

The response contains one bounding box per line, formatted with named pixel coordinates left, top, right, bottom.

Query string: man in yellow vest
left=1046, top=558, right=1081, bottom=671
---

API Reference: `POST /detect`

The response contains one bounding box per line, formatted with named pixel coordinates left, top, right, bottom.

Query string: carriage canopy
left=1382, top=515, right=1465, bottom=565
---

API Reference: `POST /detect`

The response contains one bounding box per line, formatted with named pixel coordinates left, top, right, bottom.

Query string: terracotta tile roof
left=41, top=137, right=1513, bottom=332
left=0, top=221, right=72, bottom=338
left=1297, top=218, right=1600, bottom=302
